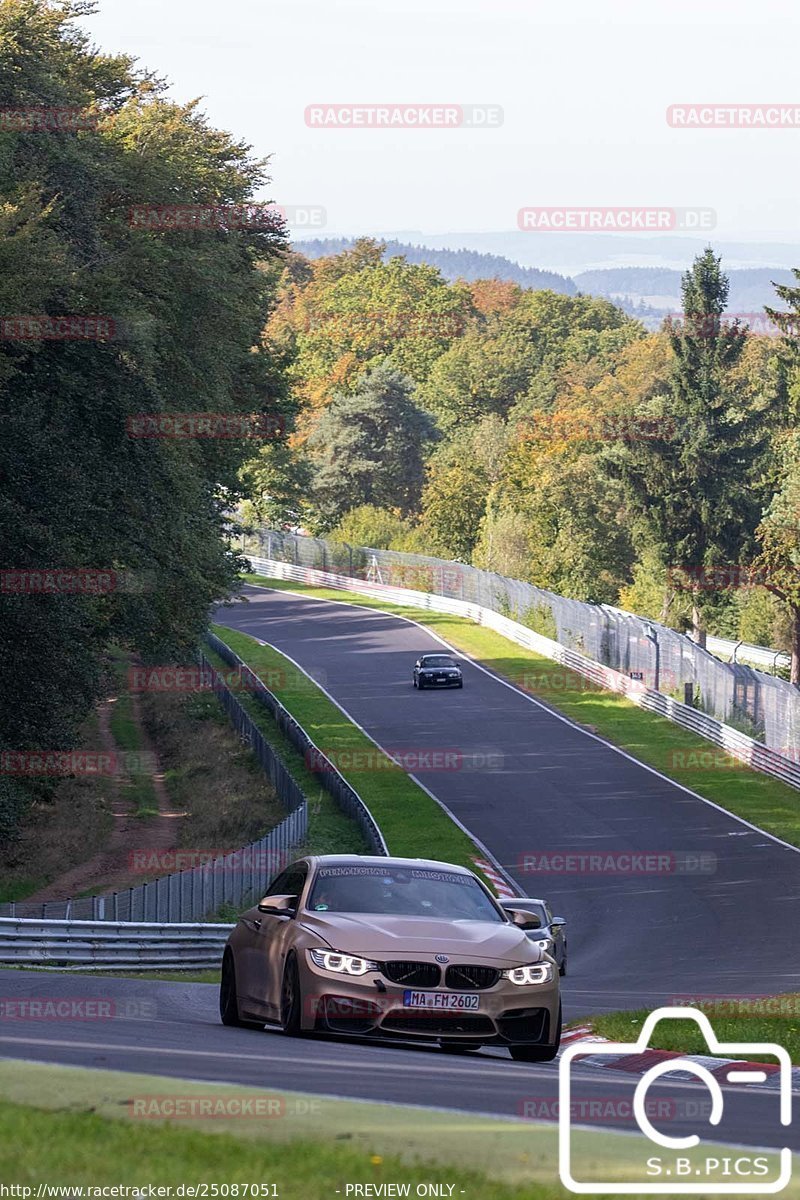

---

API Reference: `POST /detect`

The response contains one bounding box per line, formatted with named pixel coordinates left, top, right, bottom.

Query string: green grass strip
left=4, top=1061, right=796, bottom=1196
left=585, top=996, right=800, bottom=1064
left=107, top=653, right=159, bottom=818
left=240, top=574, right=800, bottom=848
left=209, top=624, right=487, bottom=877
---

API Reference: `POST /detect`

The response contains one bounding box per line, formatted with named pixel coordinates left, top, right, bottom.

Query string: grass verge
left=3, top=1060, right=797, bottom=1197
left=107, top=649, right=159, bottom=818
left=1, top=966, right=221, bottom=982
left=209, top=625, right=486, bottom=875
left=138, top=687, right=285, bottom=852
left=203, top=643, right=369, bottom=858
left=241, top=575, right=800, bottom=849
left=585, top=996, right=800, bottom=1063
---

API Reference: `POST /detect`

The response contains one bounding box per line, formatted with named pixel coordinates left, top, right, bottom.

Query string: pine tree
left=608, top=248, right=771, bottom=645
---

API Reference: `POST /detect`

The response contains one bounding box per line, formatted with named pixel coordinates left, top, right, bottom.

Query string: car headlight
left=501, top=962, right=555, bottom=985
left=308, top=948, right=379, bottom=976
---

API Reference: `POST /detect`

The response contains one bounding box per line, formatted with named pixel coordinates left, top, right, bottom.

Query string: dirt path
left=25, top=691, right=186, bottom=902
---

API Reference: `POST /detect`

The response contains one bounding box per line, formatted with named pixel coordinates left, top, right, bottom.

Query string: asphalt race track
left=2, top=583, right=798, bottom=1151
left=215, top=586, right=800, bottom=1007
left=0, top=971, right=795, bottom=1153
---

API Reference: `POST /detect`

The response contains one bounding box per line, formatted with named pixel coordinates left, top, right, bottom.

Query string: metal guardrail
left=246, top=555, right=800, bottom=794
left=0, top=917, right=233, bottom=969
left=0, top=634, right=390, bottom=966
left=205, top=632, right=389, bottom=856
left=706, top=635, right=790, bottom=676
left=251, top=530, right=800, bottom=757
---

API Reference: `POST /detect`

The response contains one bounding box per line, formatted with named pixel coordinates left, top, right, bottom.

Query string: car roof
left=302, top=854, right=475, bottom=876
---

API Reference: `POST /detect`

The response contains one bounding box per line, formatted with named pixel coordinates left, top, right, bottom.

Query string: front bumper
left=418, top=673, right=462, bottom=688
left=298, top=956, right=560, bottom=1045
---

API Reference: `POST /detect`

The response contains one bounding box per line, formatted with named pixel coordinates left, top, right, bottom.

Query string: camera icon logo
left=558, top=1006, right=792, bottom=1193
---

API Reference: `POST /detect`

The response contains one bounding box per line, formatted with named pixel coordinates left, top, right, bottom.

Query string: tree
left=607, top=249, right=771, bottom=645
left=307, top=365, right=435, bottom=527
left=0, top=0, right=288, bottom=839
left=418, top=416, right=510, bottom=559
left=269, top=241, right=475, bottom=419
left=415, top=323, right=533, bottom=429
left=329, top=505, right=415, bottom=550
left=753, top=434, right=800, bottom=683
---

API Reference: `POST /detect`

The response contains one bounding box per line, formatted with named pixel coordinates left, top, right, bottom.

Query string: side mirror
left=257, top=893, right=297, bottom=916
left=505, top=906, right=542, bottom=930
left=550, top=916, right=566, bottom=929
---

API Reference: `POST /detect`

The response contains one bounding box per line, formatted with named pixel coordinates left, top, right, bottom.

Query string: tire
left=457, top=681, right=463, bottom=689
left=509, top=1003, right=561, bottom=1063
left=219, top=951, right=244, bottom=1026
left=559, top=956, right=567, bottom=977
left=413, top=676, right=417, bottom=688
left=418, top=678, right=425, bottom=690
left=280, top=953, right=304, bottom=1037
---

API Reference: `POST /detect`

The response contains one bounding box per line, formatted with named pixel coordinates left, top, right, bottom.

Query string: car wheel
left=457, top=680, right=463, bottom=689
left=508, top=1003, right=561, bottom=1062
left=280, top=953, right=304, bottom=1036
left=418, top=678, right=425, bottom=690
left=219, top=951, right=245, bottom=1026
left=559, top=955, right=567, bottom=977
left=413, top=676, right=417, bottom=688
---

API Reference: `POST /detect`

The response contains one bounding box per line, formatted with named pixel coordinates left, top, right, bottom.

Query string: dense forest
left=0, top=0, right=291, bottom=841
left=296, top=239, right=576, bottom=294
left=3, top=0, right=800, bottom=852
left=244, top=237, right=800, bottom=682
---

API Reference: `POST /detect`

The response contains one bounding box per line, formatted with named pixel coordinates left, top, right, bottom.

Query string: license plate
left=435, top=676, right=446, bottom=683
left=403, top=990, right=480, bottom=1010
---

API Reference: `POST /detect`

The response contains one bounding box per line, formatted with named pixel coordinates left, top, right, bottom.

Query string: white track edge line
left=238, top=581, right=800, bottom=859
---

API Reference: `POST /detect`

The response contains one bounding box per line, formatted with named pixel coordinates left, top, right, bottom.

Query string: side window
left=281, top=864, right=308, bottom=901
left=265, top=864, right=307, bottom=899
left=544, top=903, right=554, bottom=923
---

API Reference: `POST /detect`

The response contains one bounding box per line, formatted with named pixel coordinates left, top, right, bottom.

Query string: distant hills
left=292, top=238, right=577, bottom=295
left=573, top=266, right=797, bottom=319
left=292, top=238, right=798, bottom=326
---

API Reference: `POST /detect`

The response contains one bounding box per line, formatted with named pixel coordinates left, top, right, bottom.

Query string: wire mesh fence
left=244, top=528, right=800, bottom=756
left=206, top=633, right=388, bottom=856
left=1, top=648, right=309, bottom=922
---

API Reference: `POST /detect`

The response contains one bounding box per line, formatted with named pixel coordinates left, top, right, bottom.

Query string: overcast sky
left=79, top=0, right=799, bottom=245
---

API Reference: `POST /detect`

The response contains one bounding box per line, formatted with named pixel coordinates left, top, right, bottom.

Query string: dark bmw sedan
left=413, top=653, right=463, bottom=690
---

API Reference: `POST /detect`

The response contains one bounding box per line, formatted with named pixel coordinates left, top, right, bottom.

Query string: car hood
left=297, top=912, right=543, bottom=963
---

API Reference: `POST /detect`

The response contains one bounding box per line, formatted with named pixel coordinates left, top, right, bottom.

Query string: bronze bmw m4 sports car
left=220, top=854, right=561, bottom=1061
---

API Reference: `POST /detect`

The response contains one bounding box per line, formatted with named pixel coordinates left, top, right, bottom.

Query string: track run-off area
left=2, top=583, right=798, bottom=1154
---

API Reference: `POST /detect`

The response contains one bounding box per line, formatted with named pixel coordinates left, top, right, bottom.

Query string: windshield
left=307, top=865, right=505, bottom=921
left=421, top=655, right=457, bottom=667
